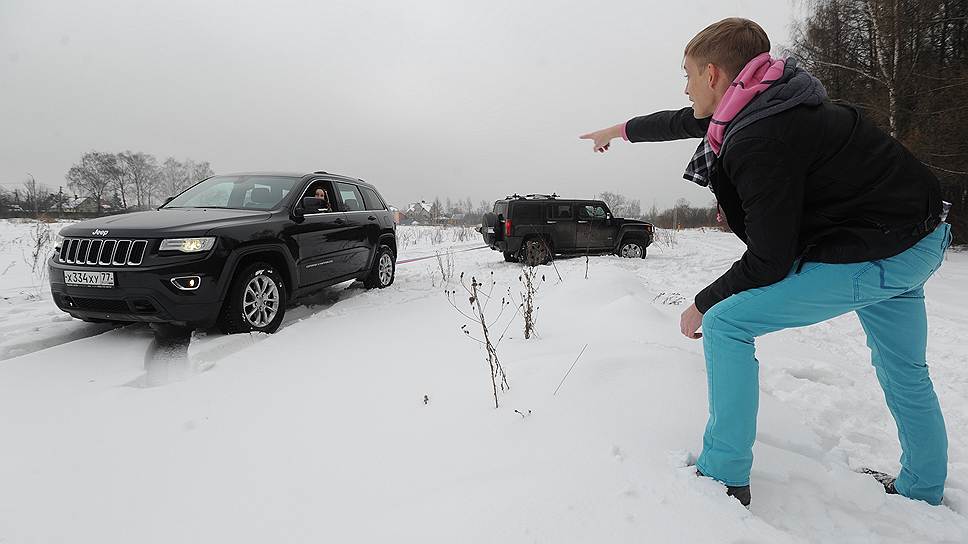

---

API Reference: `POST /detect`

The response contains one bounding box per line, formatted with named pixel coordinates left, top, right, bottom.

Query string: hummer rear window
left=512, top=203, right=544, bottom=222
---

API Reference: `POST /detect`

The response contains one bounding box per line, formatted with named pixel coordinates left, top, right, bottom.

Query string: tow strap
left=396, top=245, right=490, bottom=265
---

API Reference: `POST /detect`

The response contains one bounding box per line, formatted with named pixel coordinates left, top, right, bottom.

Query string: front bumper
left=48, top=253, right=229, bottom=327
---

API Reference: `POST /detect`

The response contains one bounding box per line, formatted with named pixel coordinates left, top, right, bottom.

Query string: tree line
left=792, top=0, right=968, bottom=242
left=0, top=152, right=214, bottom=214
left=412, top=191, right=719, bottom=229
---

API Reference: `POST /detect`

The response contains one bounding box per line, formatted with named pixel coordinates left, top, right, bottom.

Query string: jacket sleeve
left=694, top=137, right=805, bottom=313
left=624, top=108, right=710, bottom=142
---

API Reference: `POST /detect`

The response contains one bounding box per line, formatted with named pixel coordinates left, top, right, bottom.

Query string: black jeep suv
left=49, top=172, right=397, bottom=333
left=480, top=194, right=654, bottom=265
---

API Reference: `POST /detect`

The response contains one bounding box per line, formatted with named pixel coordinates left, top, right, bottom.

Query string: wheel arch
left=220, top=244, right=298, bottom=301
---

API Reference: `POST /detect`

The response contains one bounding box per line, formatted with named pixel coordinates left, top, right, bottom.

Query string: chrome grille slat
left=128, top=240, right=147, bottom=265
left=76, top=240, right=90, bottom=265
left=58, top=238, right=149, bottom=267
left=66, top=239, right=79, bottom=264
left=114, top=240, right=131, bottom=265
left=86, top=240, right=103, bottom=265
left=99, top=240, right=116, bottom=265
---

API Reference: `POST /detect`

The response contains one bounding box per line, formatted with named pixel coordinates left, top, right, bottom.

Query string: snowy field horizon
left=0, top=218, right=966, bottom=543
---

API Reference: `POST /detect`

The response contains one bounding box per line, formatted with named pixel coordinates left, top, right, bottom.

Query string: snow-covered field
left=0, top=219, right=966, bottom=543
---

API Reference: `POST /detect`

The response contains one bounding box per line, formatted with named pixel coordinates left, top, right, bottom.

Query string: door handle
left=577, top=220, right=589, bottom=224
left=546, top=220, right=557, bottom=224
left=368, top=215, right=377, bottom=221
left=334, top=218, right=345, bottom=225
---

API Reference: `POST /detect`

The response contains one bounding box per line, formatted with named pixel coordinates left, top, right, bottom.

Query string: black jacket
left=625, top=102, right=943, bottom=313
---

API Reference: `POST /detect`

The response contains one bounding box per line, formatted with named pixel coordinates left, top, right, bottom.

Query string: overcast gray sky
left=1, top=0, right=798, bottom=210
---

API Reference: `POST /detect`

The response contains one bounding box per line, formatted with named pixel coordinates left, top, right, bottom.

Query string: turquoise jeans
left=695, top=223, right=952, bottom=505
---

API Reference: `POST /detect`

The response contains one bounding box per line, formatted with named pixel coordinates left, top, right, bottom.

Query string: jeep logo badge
left=92, top=229, right=109, bottom=237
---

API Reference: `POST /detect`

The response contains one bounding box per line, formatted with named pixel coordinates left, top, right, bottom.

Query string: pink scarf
left=707, top=52, right=786, bottom=155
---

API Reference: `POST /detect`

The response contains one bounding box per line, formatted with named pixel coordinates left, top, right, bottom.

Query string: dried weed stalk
left=517, top=265, right=545, bottom=339
left=446, top=271, right=512, bottom=408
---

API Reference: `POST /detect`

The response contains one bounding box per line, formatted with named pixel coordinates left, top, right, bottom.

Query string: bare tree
left=119, top=151, right=159, bottom=209
left=596, top=190, right=642, bottom=218
left=66, top=152, right=115, bottom=215
left=156, top=157, right=187, bottom=200
left=187, top=159, right=215, bottom=185
left=430, top=196, right=443, bottom=224
left=21, top=174, right=51, bottom=213
left=793, top=0, right=968, bottom=241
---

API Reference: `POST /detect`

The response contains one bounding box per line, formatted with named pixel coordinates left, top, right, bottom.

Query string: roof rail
left=502, top=193, right=559, bottom=201
left=523, top=193, right=558, bottom=200
left=313, top=170, right=329, bottom=174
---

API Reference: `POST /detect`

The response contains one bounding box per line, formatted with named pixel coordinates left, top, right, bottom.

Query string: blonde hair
left=685, top=18, right=770, bottom=80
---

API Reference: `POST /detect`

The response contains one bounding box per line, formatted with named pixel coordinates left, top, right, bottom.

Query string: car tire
left=617, top=239, right=647, bottom=259
left=363, top=244, right=396, bottom=289
left=218, top=262, right=287, bottom=334
left=519, top=237, right=552, bottom=266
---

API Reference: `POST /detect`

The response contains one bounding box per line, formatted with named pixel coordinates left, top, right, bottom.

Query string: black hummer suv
left=480, top=194, right=654, bottom=265
left=49, top=171, right=397, bottom=334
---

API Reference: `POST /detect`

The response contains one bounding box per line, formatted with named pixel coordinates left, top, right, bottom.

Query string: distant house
left=72, top=197, right=115, bottom=214
left=405, top=201, right=434, bottom=224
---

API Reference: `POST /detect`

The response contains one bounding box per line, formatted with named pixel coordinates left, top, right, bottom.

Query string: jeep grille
left=59, top=238, right=149, bottom=266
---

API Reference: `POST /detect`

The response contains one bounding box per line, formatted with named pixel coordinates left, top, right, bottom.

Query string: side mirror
left=301, top=197, right=322, bottom=212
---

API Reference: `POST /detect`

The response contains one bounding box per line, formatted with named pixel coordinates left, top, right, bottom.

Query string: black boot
left=861, top=468, right=899, bottom=495
left=696, top=469, right=752, bottom=507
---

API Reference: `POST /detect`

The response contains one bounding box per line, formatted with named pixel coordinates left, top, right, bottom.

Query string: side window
left=301, top=181, right=335, bottom=213
left=549, top=204, right=573, bottom=220
left=578, top=204, right=607, bottom=220
left=512, top=203, right=543, bottom=223
left=334, top=182, right=365, bottom=212
left=360, top=187, right=386, bottom=211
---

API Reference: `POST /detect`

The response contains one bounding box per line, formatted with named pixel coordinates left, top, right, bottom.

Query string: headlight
left=159, top=237, right=216, bottom=253
left=53, top=231, right=65, bottom=249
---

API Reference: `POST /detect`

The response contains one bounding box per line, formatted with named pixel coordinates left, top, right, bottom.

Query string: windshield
left=163, top=175, right=299, bottom=210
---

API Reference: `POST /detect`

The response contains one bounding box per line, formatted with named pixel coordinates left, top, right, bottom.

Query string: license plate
left=64, top=270, right=115, bottom=287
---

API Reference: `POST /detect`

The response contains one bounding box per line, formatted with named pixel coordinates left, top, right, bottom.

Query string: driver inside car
left=312, top=187, right=331, bottom=212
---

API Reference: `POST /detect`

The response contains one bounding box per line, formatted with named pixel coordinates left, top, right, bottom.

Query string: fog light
left=171, top=276, right=201, bottom=291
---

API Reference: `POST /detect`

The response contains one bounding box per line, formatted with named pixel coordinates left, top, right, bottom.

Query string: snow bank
left=0, top=222, right=965, bottom=543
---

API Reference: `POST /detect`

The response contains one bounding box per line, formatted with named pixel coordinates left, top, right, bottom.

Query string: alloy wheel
left=379, top=253, right=393, bottom=286
left=242, top=275, right=280, bottom=328
left=620, top=243, right=643, bottom=258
